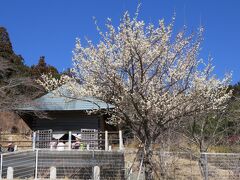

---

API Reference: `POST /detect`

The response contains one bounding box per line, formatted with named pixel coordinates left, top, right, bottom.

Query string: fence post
left=68, top=131, right=72, bottom=150
left=32, top=131, right=36, bottom=150
left=119, top=130, right=124, bottom=151
left=93, top=166, right=100, bottom=180
left=7, top=167, right=13, bottom=180
left=105, top=131, right=108, bottom=151
left=137, top=155, right=144, bottom=180
left=35, top=149, right=39, bottom=180
left=0, top=154, right=3, bottom=180
left=50, top=166, right=56, bottom=180
left=204, top=153, right=209, bottom=180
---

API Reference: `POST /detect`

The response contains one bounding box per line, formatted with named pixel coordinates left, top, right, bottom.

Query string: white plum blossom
left=38, top=10, right=232, bottom=179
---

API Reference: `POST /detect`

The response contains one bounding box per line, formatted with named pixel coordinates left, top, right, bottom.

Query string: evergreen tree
left=0, top=26, right=29, bottom=77
left=30, top=56, right=59, bottom=78
left=0, top=27, right=14, bottom=56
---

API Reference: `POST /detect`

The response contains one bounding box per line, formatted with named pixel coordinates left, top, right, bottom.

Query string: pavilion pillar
left=68, top=131, right=72, bottom=150
left=105, top=131, right=108, bottom=151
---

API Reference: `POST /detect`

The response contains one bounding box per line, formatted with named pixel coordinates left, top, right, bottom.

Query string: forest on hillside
left=0, top=27, right=62, bottom=132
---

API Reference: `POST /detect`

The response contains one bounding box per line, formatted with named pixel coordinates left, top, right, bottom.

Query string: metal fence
left=0, top=149, right=125, bottom=179
left=1, top=150, right=240, bottom=179
left=0, top=150, right=36, bottom=179
left=124, top=151, right=240, bottom=180
left=0, top=131, right=123, bottom=151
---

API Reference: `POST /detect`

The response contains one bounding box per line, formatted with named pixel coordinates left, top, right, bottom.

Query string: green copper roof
left=20, top=85, right=114, bottom=111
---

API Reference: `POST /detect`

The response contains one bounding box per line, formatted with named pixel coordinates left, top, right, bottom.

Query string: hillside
left=0, top=27, right=60, bottom=132
left=0, top=112, right=30, bottom=133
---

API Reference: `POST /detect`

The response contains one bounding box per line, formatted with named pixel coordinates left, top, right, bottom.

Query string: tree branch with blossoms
left=37, top=9, right=232, bottom=180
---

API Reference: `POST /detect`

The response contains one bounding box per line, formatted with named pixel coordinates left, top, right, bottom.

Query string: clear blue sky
left=0, top=0, right=240, bottom=83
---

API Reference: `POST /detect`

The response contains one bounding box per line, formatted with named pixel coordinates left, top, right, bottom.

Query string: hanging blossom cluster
left=36, top=74, right=72, bottom=92
left=38, top=10, right=232, bottom=139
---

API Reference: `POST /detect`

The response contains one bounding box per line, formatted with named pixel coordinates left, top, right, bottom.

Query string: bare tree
left=0, top=27, right=47, bottom=133
left=0, top=58, right=44, bottom=112
left=182, top=94, right=240, bottom=178
left=185, top=112, right=228, bottom=153
left=38, top=8, right=231, bottom=180
left=184, top=111, right=227, bottom=178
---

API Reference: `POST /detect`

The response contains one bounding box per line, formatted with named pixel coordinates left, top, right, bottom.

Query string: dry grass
left=124, top=149, right=240, bottom=180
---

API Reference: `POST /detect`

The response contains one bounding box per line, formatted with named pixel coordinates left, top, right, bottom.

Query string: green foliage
left=222, top=83, right=240, bottom=137
left=184, top=81, right=240, bottom=153
left=229, top=82, right=240, bottom=97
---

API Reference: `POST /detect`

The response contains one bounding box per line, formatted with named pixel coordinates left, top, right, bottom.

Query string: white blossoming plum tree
left=38, top=9, right=232, bottom=179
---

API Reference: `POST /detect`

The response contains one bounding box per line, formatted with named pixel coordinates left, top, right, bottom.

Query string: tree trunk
left=198, top=147, right=208, bottom=180
left=144, top=141, right=154, bottom=180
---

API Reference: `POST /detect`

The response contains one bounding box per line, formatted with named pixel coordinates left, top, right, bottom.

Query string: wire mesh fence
left=1, top=149, right=240, bottom=179
left=0, top=150, right=36, bottom=179
left=37, top=150, right=125, bottom=179
left=124, top=151, right=240, bottom=180
left=0, top=149, right=125, bottom=180
left=206, top=153, right=240, bottom=179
